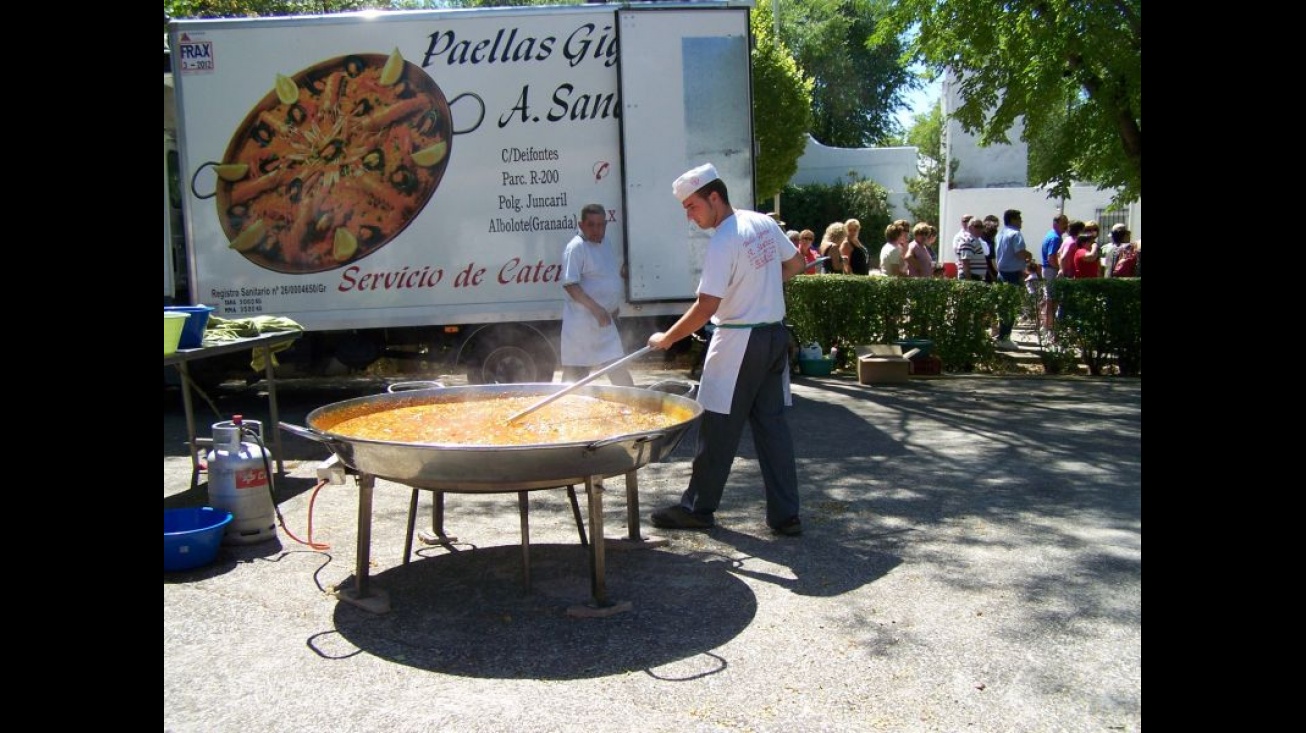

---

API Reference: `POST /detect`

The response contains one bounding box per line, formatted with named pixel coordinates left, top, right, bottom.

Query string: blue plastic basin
left=798, top=357, right=835, bottom=376
left=164, top=507, right=233, bottom=571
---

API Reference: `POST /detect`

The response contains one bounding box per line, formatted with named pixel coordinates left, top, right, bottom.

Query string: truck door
left=616, top=5, right=755, bottom=303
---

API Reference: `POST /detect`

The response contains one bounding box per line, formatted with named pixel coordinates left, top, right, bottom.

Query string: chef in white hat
left=645, top=163, right=808, bottom=536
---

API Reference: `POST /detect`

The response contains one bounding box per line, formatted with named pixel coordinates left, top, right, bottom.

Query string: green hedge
left=784, top=275, right=1141, bottom=375
left=1048, top=278, right=1143, bottom=376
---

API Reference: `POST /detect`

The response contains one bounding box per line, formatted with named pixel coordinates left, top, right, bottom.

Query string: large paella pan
left=281, top=383, right=701, bottom=490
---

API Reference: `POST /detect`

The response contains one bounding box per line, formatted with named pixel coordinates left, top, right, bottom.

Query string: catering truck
left=164, top=1, right=756, bottom=382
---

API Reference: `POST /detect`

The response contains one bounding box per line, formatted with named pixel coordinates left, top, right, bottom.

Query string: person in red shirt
left=789, top=230, right=818, bottom=272
left=1071, top=232, right=1102, bottom=279
left=799, top=229, right=817, bottom=258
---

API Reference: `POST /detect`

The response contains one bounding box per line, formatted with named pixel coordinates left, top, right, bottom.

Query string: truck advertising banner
left=171, top=4, right=754, bottom=333
left=172, top=7, right=637, bottom=330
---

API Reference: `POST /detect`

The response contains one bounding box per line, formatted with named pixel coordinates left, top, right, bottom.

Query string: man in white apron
left=646, top=164, right=808, bottom=536
left=560, top=202, right=633, bottom=386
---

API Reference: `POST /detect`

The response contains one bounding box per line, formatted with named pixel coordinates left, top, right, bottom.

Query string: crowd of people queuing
left=783, top=208, right=1141, bottom=349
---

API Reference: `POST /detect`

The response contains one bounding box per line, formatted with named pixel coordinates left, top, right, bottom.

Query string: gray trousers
left=680, top=323, right=799, bottom=527
left=997, top=269, right=1024, bottom=338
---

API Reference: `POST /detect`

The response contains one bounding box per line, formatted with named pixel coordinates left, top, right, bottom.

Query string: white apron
left=560, top=236, right=625, bottom=367
left=560, top=311, right=623, bottom=367
left=697, top=326, right=792, bottom=415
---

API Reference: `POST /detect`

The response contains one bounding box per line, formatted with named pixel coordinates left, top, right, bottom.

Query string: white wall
left=942, top=72, right=1029, bottom=189
left=948, top=133, right=1028, bottom=189
left=788, top=134, right=917, bottom=221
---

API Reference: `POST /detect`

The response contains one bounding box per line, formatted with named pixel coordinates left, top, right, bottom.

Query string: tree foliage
left=770, top=178, right=891, bottom=250
left=164, top=1, right=576, bottom=26
left=165, top=0, right=373, bottom=21
left=751, top=3, right=815, bottom=202
left=875, top=0, right=1141, bottom=204
left=778, top=0, right=919, bottom=148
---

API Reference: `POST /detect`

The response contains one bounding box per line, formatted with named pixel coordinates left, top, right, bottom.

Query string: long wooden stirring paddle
left=505, top=345, right=654, bottom=424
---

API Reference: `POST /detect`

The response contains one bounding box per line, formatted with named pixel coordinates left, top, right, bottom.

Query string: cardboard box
left=855, top=345, right=910, bottom=384
left=858, top=357, right=910, bottom=384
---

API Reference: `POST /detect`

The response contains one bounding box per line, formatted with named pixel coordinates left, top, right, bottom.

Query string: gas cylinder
left=206, top=415, right=277, bottom=545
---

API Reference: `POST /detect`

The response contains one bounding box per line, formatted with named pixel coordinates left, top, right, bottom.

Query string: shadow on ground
left=326, top=544, right=756, bottom=679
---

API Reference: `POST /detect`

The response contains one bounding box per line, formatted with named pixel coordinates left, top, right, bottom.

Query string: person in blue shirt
left=993, top=209, right=1032, bottom=349
left=1038, top=214, right=1068, bottom=332
left=1040, top=214, right=1068, bottom=281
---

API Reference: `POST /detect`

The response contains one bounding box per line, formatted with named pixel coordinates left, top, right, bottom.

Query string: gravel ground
left=164, top=361, right=1141, bottom=733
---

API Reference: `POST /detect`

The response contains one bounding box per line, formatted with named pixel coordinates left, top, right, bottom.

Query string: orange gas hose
left=238, top=423, right=332, bottom=551
left=276, top=479, right=332, bottom=551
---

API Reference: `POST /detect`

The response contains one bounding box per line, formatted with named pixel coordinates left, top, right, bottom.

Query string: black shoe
left=650, top=505, right=714, bottom=530
left=771, top=516, right=803, bottom=536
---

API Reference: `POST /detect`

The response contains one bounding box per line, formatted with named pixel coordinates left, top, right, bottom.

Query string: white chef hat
left=672, top=163, right=719, bottom=202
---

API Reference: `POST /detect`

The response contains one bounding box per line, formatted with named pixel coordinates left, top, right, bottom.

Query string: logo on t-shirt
left=744, top=231, right=778, bottom=269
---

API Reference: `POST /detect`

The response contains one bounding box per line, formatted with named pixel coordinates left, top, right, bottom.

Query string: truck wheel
left=334, top=336, right=380, bottom=371
left=466, top=344, right=545, bottom=384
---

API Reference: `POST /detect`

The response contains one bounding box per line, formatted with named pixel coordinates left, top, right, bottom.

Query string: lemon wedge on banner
left=333, top=228, right=359, bottom=261
left=214, top=163, right=249, bottom=182
left=379, top=48, right=405, bottom=86
left=411, top=141, right=448, bottom=167
left=229, top=220, right=267, bottom=252
left=274, top=73, right=299, bottom=105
